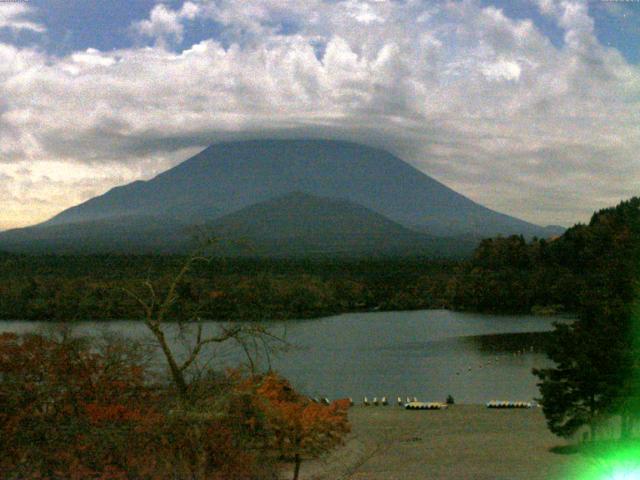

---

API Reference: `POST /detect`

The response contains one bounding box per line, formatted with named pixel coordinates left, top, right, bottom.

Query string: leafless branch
left=125, top=240, right=285, bottom=402
left=123, top=287, right=153, bottom=319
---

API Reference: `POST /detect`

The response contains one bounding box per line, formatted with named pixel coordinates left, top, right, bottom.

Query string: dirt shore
left=297, top=405, right=584, bottom=480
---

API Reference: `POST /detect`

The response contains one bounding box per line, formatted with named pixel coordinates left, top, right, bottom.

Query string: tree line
left=447, top=232, right=590, bottom=314
left=0, top=255, right=456, bottom=321
left=447, top=198, right=639, bottom=318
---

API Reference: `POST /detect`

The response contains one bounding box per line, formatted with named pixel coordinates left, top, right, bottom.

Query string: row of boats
left=362, top=396, right=434, bottom=407
left=485, top=400, right=535, bottom=409
left=310, top=396, right=436, bottom=407
left=311, top=396, right=536, bottom=409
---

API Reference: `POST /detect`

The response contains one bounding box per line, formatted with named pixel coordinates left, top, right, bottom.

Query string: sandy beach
left=299, top=405, right=584, bottom=480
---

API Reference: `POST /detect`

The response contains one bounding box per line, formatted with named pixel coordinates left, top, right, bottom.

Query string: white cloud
left=133, top=4, right=186, bottom=45
left=341, top=0, right=385, bottom=25
left=482, top=58, right=522, bottom=81
left=0, top=3, right=45, bottom=33
left=70, top=49, right=117, bottom=68
left=180, top=2, right=201, bottom=20
left=535, top=0, right=557, bottom=16
left=0, top=0, right=639, bottom=229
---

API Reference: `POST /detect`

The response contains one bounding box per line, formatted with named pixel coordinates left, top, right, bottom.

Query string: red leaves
left=331, top=397, right=352, bottom=412
left=0, top=335, right=334, bottom=479
left=234, top=372, right=351, bottom=479
left=251, top=372, right=351, bottom=459
left=0, top=332, right=162, bottom=479
left=84, top=403, right=145, bottom=425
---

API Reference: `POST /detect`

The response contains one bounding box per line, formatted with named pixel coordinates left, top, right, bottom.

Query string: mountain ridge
left=1, top=139, right=564, bottom=255
left=207, top=191, right=477, bottom=257
left=0, top=192, right=479, bottom=257
left=41, top=139, right=561, bottom=238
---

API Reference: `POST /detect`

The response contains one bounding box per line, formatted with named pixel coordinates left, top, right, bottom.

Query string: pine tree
left=534, top=198, right=640, bottom=441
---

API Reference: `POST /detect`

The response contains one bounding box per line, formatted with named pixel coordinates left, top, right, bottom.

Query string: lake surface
left=0, top=310, right=564, bottom=404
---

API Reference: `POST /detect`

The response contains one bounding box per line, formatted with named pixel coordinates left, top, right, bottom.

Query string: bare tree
left=125, top=246, right=284, bottom=402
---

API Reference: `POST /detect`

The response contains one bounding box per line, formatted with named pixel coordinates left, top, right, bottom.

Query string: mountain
left=0, top=139, right=563, bottom=255
left=208, top=192, right=476, bottom=257
left=41, top=139, right=561, bottom=237
left=0, top=193, right=477, bottom=256
left=0, top=215, right=190, bottom=254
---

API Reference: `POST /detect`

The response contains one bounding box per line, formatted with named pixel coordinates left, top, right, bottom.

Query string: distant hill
left=0, top=139, right=563, bottom=255
left=208, top=192, right=477, bottom=257
left=0, top=193, right=477, bottom=257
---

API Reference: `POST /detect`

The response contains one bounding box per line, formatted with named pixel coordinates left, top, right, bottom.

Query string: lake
left=0, top=310, right=564, bottom=404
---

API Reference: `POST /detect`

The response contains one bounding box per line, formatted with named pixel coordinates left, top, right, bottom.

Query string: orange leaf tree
left=0, top=332, right=280, bottom=479
left=0, top=332, right=168, bottom=479
left=253, top=372, right=350, bottom=480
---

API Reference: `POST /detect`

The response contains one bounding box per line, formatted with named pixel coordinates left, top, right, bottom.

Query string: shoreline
left=0, top=307, right=574, bottom=323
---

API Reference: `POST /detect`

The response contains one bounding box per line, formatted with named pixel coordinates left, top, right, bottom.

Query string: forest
left=0, top=254, right=456, bottom=321
left=530, top=197, right=640, bottom=442
left=449, top=197, right=640, bottom=315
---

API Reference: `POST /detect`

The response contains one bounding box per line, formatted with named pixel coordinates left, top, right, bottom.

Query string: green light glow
left=566, top=302, right=640, bottom=480
left=610, top=471, right=640, bottom=480
left=572, top=442, right=640, bottom=480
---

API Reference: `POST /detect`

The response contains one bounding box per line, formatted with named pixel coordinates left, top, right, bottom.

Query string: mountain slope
left=41, top=139, right=561, bottom=238
left=0, top=215, right=191, bottom=254
left=0, top=193, right=478, bottom=256
left=208, top=192, right=475, bottom=256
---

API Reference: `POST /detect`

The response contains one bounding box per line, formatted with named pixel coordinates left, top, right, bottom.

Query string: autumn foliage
left=0, top=333, right=349, bottom=479
left=0, top=332, right=275, bottom=479
left=0, top=332, right=160, bottom=478
left=242, top=372, right=351, bottom=480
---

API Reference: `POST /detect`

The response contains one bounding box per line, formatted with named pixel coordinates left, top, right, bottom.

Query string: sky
left=0, top=0, right=638, bottom=231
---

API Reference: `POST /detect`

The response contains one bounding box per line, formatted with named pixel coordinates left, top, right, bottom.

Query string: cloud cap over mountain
left=0, top=0, right=638, bottom=230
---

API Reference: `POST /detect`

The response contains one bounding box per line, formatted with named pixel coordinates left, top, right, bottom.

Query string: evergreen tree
left=533, top=315, right=625, bottom=439
left=534, top=197, right=640, bottom=440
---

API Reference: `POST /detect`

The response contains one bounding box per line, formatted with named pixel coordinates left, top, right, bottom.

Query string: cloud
left=341, top=0, right=385, bottom=25
left=132, top=3, right=196, bottom=45
left=482, top=58, right=522, bottom=81
left=0, top=3, right=45, bottom=33
left=0, top=0, right=639, bottom=229
left=70, top=48, right=116, bottom=67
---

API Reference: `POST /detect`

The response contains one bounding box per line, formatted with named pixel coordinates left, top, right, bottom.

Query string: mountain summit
left=0, top=139, right=562, bottom=255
